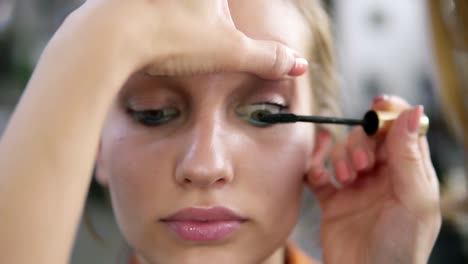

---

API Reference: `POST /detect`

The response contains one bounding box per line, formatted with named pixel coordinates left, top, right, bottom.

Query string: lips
left=161, top=207, right=247, bottom=242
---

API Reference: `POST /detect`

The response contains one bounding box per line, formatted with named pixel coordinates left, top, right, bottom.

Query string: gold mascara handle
left=363, top=110, right=429, bottom=136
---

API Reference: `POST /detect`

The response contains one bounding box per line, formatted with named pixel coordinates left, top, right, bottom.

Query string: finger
left=307, top=167, right=331, bottom=189
left=371, top=94, right=411, bottom=111
left=330, top=141, right=356, bottom=185
left=234, top=35, right=308, bottom=80
left=371, top=94, right=411, bottom=163
left=372, top=95, right=435, bottom=184
left=306, top=168, right=337, bottom=207
left=310, top=129, right=333, bottom=168
left=346, top=126, right=377, bottom=173
left=385, top=106, right=428, bottom=202
left=219, top=0, right=236, bottom=27
left=306, top=130, right=332, bottom=188
left=419, top=137, right=437, bottom=185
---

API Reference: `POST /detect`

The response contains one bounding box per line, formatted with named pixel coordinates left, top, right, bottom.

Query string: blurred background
left=0, top=0, right=466, bottom=263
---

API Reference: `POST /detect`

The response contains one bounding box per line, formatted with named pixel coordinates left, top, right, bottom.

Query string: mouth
left=160, top=207, right=248, bottom=242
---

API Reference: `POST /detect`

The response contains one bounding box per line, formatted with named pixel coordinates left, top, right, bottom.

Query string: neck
left=262, top=246, right=286, bottom=264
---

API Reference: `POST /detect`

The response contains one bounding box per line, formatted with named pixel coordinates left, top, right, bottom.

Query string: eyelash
left=236, top=102, right=289, bottom=127
left=127, top=108, right=180, bottom=126
left=127, top=101, right=289, bottom=127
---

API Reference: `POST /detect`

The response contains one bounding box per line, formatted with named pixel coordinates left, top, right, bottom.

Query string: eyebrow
left=132, top=71, right=297, bottom=99
left=138, top=72, right=182, bottom=89
left=254, top=78, right=297, bottom=98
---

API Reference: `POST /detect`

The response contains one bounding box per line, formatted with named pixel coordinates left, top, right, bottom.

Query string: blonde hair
left=295, top=0, right=343, bottom=138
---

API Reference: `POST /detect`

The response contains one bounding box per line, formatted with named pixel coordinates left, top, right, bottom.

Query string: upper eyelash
left=253, top=102, right=289, bottom=110
left=124, top=101, right=290, bottom=122
left=126, top=101, right=288, bottom=111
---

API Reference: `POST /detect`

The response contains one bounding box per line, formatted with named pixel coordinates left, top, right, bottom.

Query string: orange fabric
left=286, top=244, right=319, bottom=264
left=128, top=243, right=319, bottom=264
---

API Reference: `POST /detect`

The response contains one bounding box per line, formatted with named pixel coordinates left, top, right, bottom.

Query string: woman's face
left=97, top=1, right=321, bottom=263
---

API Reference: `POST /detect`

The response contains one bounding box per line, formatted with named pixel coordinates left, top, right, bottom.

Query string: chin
left=144, top=247, right=266, bottom=264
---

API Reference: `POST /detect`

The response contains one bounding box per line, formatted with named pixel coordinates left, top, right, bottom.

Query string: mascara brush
left=259, top=110, right=429, bottom=136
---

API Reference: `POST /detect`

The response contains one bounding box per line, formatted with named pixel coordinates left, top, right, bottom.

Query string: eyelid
left=236, top=102, right=288, bottom=113
left=127, top=107, right=180, bottom=127
left=251, top=93, right=287, bottom=106
left=253, top=101, right=287, bottom=108
left=124, top=94, right=180, bottom=111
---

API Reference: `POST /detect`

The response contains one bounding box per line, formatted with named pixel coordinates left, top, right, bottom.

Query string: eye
left=128, top=108, right=180, bottom=126
left=236, top=103, right=287, bottom=127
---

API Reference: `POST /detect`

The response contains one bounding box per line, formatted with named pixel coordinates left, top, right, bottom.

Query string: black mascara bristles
left=259, top=113, right=363, bottom=126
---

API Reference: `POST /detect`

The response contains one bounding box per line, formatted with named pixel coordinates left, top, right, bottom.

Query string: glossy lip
left=160, top=207, right=248, bottom=242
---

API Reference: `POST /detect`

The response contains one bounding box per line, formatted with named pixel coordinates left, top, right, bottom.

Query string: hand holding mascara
left=259, top=110, right=429, bottom=136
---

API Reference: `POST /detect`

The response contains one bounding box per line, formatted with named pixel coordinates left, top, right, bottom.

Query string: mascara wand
left=259, top=110, right=429, bottom=136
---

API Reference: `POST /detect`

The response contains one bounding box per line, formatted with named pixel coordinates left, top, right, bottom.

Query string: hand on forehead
left=228, top=0, right=311, bottom=55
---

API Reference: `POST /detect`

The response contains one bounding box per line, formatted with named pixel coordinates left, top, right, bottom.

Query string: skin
left=98, top=74, right=315, bottom=264
left=310, top=97, right=441, bottom=264
left=96, top=2, right=317, bottom=263
left=0, top=1, right=304, bottom=263
left=0, top=0, right=440, bottom=263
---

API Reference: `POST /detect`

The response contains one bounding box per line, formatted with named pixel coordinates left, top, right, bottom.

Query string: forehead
left=229, top=0, right=311, bottom=55
left=121, top=1, right=313, bottom=96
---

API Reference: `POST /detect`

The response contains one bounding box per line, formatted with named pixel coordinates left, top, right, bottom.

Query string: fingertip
left=351, top=148, right=369, bottom=172
left=335, top=160, right=351, bottom=184
left=241, top=39, right=300, bottom=79
left=371, top=94, right=389, bottom=109
left=288, top=58, right=308, bottom=76
left=347, top=162, right=357, bottom=183
left=371, top=94, right=411, bottom=112
left=407, top=105, right=423, bottom=134
left=308, top=167, right=322, bottom=182
left=388, top=108, right=412, bottom=140
left=391, top=107, right=419, bottom=138
left=307, top=167, right=330, bottom=189
left=316, top=171, right=330, bottom=188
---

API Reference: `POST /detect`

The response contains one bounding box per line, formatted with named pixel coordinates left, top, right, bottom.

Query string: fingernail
left=318, top=129, right=330, bottom=141
left=335, top=160, right=350, bottom=183
left=408, top=105, right=423, bottom=133
left=372, top=94, right=389, bottom=107
left=311, top=168, right=323, bottom=180
left=352, top=148, right=369, bottom=171
left=317, top=170, right=329, bottom=185
left=288, top=58, right=308, bottom=76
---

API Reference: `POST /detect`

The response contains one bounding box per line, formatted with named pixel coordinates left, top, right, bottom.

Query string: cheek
left=99, top=110, right=175, bottom=228
left=238, top=123, right=314, bottom=219
left=233, top=123, right=314, bottom=250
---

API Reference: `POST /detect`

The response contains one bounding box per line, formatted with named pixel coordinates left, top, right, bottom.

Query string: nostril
left=215, top=178, right=226, bottom=185
left=180, top=175, right=227, bottom=186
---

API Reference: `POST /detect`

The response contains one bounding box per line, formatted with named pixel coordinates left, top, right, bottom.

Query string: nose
left=175, top=122, right=234, bottom=188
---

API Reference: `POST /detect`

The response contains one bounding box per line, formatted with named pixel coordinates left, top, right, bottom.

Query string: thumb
left=384, top=106, right=427, bottom=198
left=232, top=36, right=308, bottom=79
